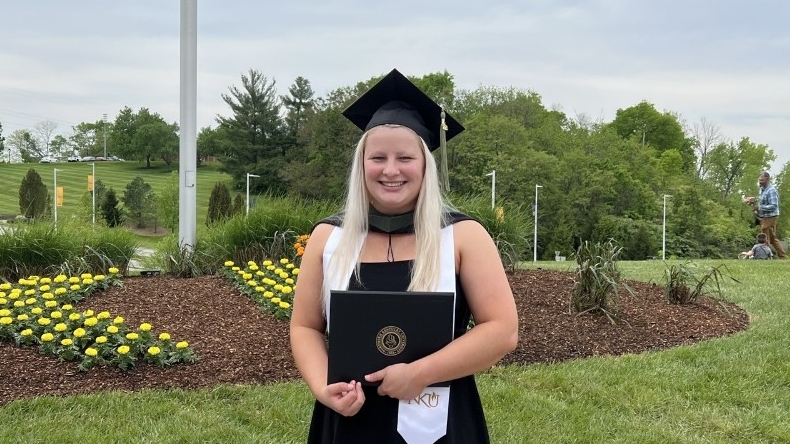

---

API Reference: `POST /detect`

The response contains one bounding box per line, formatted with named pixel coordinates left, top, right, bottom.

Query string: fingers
left=325, top=381, right=365, bottom=417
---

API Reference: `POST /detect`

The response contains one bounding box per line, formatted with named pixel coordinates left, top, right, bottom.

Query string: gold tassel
left=440, top=109, right=450, bottom=192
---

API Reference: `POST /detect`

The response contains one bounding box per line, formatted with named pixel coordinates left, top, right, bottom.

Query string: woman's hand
left=318, top=381, right=365, bottom=416
left=365, top=363, right=426, bottom=400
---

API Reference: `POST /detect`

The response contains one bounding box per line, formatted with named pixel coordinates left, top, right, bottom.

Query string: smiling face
left=363, top=125, right=426, bottom=214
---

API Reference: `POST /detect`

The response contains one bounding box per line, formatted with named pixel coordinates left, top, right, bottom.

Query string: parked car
left=108, top=155, right=125, bottom=162
left=67, top=156, right=81, bottom=162
left=81, top=156, right=96, bottom=162
left=39, top=156, right=56, bottom=163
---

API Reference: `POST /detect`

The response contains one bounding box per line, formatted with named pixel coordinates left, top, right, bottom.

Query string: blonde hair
left=323, top=125, right=449, bottom=306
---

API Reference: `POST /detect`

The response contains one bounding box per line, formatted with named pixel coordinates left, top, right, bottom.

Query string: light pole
left=246, top=173, right=260, bottom=215
left=89, top=163, right=96, bottom=225
left=662, top=194, right=672, bottom=260
left=485, top=170, right=496, bottom=210
left=102, top=113, right=108, bottom=159
left=53, top=169, right=60, bottom=228
left=534, top=184, right=543, bottom=262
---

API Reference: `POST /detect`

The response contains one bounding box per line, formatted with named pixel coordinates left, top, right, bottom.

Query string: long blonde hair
left=323, top=125, right=449, bottom=305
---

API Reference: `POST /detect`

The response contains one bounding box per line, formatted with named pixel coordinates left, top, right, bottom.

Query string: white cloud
left=1, top=0, right=788, bottom=170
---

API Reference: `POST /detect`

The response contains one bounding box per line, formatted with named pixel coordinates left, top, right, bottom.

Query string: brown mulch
left=0, top=269, right=749, bottom=406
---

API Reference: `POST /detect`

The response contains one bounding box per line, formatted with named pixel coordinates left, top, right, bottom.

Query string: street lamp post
left=534, top=184, right=543, bottom=262
left=246, top=173, right=260, bottom=215
left=89, top=163, right=96, bottom=225
left=662, top=194, right=672, bottom=260
left=102, top=113, right=108, bottom=159
left=53, top=169, right=60, bottom=229
left=485, top=170, right=496, bottom=210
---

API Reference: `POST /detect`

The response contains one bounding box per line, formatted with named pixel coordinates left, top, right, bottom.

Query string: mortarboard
left=341, top=69, right=464, bottom=151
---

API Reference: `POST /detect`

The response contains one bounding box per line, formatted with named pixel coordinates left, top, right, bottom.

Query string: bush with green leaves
left=663, top=261, right=739, bottom=307
left=570, top=239, right=633, bottom=323
left=18, top=168, right=48, bottom=219
left=206, top=181, right=232, bottom=225
left=122, top=176, right=155, bottom=228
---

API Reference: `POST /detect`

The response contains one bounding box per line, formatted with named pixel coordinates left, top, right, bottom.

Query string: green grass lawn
left=1, top=259, right=789, bottom=442
left=0, top=161, right=233, bottom=226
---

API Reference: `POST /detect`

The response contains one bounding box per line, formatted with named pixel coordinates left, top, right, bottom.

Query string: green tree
left=122, top=177, right=154, bottom=227
left=206, top=182, right=232, bottom=225
left=705, top=137, right=775, bottom=198
left=217, top=69, right=286, bottom=194
left=110, top=107, right=177, bottom=167
left=101, top=188, right=123, bottom=227
left=18, top=168, right=48, bottom=218
left=281, top=76, right=315, bottom=157
left=78, top=179, right=107, bottom=224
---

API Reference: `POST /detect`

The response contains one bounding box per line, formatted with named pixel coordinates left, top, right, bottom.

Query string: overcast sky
left=1, top=1, right=788, bottom=171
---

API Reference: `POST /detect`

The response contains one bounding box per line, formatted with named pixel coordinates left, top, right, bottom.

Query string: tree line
left=2, top=69, right=785, bottom=260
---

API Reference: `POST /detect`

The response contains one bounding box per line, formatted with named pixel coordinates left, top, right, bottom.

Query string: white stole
left=323, top=225, right=456, bottom=444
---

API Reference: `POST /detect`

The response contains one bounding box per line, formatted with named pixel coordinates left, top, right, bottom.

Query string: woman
left=290, top=69, right=518, bottom=444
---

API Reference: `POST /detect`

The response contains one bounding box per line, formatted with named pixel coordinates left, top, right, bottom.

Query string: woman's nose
left=382, top=160, right=399, bottom=176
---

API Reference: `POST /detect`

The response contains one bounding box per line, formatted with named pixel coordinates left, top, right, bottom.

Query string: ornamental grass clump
left=570, top=240, right=634, bottom=324
left=0, top=268, right=197, bottom=371
left=663, top=261, right=738, bottom=311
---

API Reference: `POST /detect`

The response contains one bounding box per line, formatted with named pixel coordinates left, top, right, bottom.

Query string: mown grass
left=1, top=259, right=789, bottom=442
left=0, top=161, right=232, bottom=225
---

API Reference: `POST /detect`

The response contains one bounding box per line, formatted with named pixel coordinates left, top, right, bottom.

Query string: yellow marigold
left=247, top=280, right=258, bottom=287
left=25, top=297, right=36, bottom=305
left=232, top=266, right=240, bottom=271
left=62, top=304, right=72, bottom=311
left=249, top=264, right=259, bottom=271
left=21, top=328, right=32, bottom=336
left=0, top=283, right=11, bottom=290
left=0, top=317, right=11, bottom=325
left=255, top=286, right=265, bottom=293
left=271, top=297, right=281, bottom=304
left=274, top=268, right=283, bottom=274
left=84, top=310, right=94, bottom=317
left=109, top=267, right=119, bottom=274
left=61, top=338, right=73, bottom=346
left=54, top=275, right=67, bottom=283
left=73, top=328, right=86, bottom=338
left=41, top=333, right=54, bottom=342
left=224, top=260, right=234, bottom=267
left=37, top=318, right=50, bottom=326
left=262, top=260, right=272, bottom=266
left=117, top=345, right=130, bottom=355
left=69, top=313, right=81, bottom=321
left=264, top=291, right=274, bottom=299
left=13, top=301, right=24, bottom=308
left=68, top=277, right=80, bottom=284
left=31, top=307, right=43, bottom=315
left=84, top=317, right=98, bottom=327
left=42, top=292, right=54, bottom=300
left=147, top=346, right=161, bottom=356
left=292, top=268, right=300, bottom=276
left=82, top=278, right=94, bottom=285
left=113, top=316, right=124, bottom=325
left=255, top=271, right=264, bottom=277
left=40, top=277, right=52, bottom=284
left=55, top=287, right=67, bottom=295
left=274, top=284, right=283, bottom=291
left=107, top=325, right=119, bottom=334
left=0, top=309, right=9, bottom=316
left=242, top=273, right=252, bottom=280
left=0, top=298, right=5, bottom=305
left=24, top=289, right=35, bottom=297
left=69, top=284, right=80, bottom=291
left=45, top=300, right=57, bottom=308
left=281, top=286, right=293, bottom=294
left=286, top=263, right=295, bottom=269
left=80, top=273, right=93, bottom=279
left=97, top=311, right=111, bottom=319
left=279, top=301, right=290, bottom=309
left=85, top=348, right=98, bottom=357
left=39, top=284, right=51, bottom=292
left=176, top=341, right=189, bottom=349
left=17, top=314, right=29, bottom=321
left=285, top=278, right=294, bottom=285
left=126, top=332, right=139, bottom=340
left=139, top=323, right=152, bottom=332
left=280, top=258, right=289, bottom=265
left=159, top=332, right=171, bottom=341
left=95, top=336, right=107, bottom=344
left=54, top=323, right=68, bottom=332
left=50, top=311, right=62, bottom=319
left=94, top=275, right=105, bottom=281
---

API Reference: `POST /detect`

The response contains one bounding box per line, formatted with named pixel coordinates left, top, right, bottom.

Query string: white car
left=67, top=156, right=80, bottom=162
left=39, top=156, right=56, bottom=163
left=81, top=156, right=96, bottom=162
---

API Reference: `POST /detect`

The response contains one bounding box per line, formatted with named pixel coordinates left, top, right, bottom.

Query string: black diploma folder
left=327, top=290, right=455, bottom=386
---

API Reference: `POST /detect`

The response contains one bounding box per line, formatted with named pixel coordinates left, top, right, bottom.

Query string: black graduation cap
left=342, top=69, right=464, bottom=151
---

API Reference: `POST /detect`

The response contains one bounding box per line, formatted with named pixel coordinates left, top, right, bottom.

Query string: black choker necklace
left=368, top=207, right=415, bottom=234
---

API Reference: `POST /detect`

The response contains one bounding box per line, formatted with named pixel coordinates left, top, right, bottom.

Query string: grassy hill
left=0, top=161, right=234, bottom=225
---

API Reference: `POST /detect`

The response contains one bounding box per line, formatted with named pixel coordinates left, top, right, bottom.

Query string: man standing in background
left=755, top=172, right=787, bottom=259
